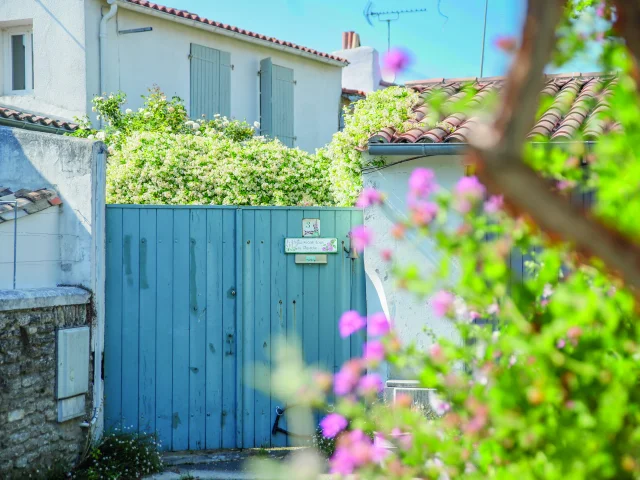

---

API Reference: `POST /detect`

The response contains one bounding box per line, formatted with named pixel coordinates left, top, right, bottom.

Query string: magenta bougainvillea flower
left=484, top=195, right=504, bottom=214
left=333, top=360, right=362, bottom=396
left=409, top=200, right=439, bottom=226
left=380, top=249, right=393, bottom=262
left=350, top=225, right=372, bottom=252
left=363, top=340, right=385, bottom=363
left=408, top=167, right=436, bottom=197
left=330, top=429, right=388, bottom=475
left=432, top=290, right=455, bottom=316
left=494, top=35, right=518, bottom=53
left=453, top=176, right=486, bottom=213
left=339, top=310, right=365, bottom=338
left=367, top=312, right=391, bottom=336
left=357, top=373, right=384, bottom=396
left=356, top=187, right=384, bottom=208
left=382, top=47, right=413, bottom=74
left=320, top=413, right=348, bottom=438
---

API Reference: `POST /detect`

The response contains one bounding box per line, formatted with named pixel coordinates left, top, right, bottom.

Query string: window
left=189, top=43, right=231, bottom=119
left=4, top=28, right=34, bottom=94
left=260, top=58, right=295, bottom=147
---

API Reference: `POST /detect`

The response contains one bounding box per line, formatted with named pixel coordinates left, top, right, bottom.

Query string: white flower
left=253, top=121, right=260, bottom=129
left=125, top=108, right=133, bottom=114
left=428, top=392, right=451, bottom=416
left=92, top=107, right=97, bottom=112
left=144, top=111, right=152, bottom=118
left=87, top=134, right=95, bottom=140
left=107, top=146, right=115, bottom=155
left=96, top=115, right=101, bottom=120
left=138, top=108, right=144, bottom=113
left=96, top=131, right=106, bottom=141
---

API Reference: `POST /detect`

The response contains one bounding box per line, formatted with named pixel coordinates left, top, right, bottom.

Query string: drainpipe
left=99, top=0, right=118, bottom=127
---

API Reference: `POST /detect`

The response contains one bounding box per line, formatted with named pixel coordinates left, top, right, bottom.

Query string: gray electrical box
left=56, top=326, right=90, bottom=399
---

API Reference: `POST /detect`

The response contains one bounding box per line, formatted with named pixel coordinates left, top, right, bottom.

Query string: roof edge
left=118, top=0, right=348, bottom=67
left=406, top=71, right=614, bottom=87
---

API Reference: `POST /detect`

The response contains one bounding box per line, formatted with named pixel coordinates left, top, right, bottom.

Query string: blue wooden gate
left=104, top=206, right=366, bottom=451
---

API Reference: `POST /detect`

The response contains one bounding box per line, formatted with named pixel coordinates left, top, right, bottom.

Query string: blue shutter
left=260, top=58, right=295, bottom=147
left=190, top=44, right=231, bottom=119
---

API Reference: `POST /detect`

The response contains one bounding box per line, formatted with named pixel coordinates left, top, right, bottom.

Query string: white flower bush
left=320, top=87, right=420, bottom=206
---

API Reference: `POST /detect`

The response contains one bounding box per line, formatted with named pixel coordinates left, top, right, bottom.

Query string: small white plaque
left=302, top=218, right=320, bottom=238
left=285, top=238, right=338, bottom=254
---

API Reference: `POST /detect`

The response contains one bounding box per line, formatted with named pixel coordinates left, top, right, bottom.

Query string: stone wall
left=0, top=288, right=93, bottom=475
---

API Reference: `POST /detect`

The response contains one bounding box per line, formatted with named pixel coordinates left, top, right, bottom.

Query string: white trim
left=3, top=27, right=33, bottom=96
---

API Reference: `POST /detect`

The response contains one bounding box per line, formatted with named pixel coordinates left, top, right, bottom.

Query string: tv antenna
left=363, top=2, right=428, bottom=52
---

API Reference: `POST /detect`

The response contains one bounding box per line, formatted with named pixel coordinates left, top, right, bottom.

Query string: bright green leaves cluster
left=319, top=87, right=420, bottom=206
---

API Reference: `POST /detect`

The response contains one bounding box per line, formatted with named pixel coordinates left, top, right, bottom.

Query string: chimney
left=334, top=32, right=382, bottom=93
left=341, top=31, right=361, bottom=50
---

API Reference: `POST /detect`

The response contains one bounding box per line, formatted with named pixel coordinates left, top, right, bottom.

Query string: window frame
left=3, top=27, right=34, bottom=95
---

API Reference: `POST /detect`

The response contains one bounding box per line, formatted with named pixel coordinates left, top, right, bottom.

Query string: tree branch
left=469, top=0, right=640, bottom=294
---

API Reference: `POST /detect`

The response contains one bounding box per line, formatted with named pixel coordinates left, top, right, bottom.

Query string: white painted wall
left=0, top=208, right=61, bottom=289
left=362, top=153, right=465, bottom=379
left=0, top=0, right=88, bottom=121
left=333, top=46, right=382, bottom=93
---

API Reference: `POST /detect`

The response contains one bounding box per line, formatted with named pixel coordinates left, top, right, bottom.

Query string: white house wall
left=0, top=0, right=88, bottom=121
left=0, top=208, right=61, bottom=289
left=362, top=153, right=465, bottom=379
left=90, top=3, right=343, bottom=152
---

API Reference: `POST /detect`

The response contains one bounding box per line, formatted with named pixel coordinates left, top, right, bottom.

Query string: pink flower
left=367, top=312, right=391, bottom=336
left=330, top=447, right=356, bottom=475
left=429, top=393, right=451, bottom=416
left=487, top=303, right=500, bottom=315
left=391, top=223, right=405, bottom=239
left=350, top=225, right=372, bottom=253
left=382, top=47, right=413, bottom=74
left=494, top=35, right=517, bottom=53
left=408, top=168, right=436, bottom=197
left=483, top=195, right=503, bottom=214
left=410, top=201, right=439, bottom=226
left=596, top=2, right=605, bottom=17
left=557, top=338, right=566, bottom=349
left=339, top=310, right=365, bottom=338
left=391, top=428, right=413, bottom=450
left=358, top=373, right=384, bottom=396
left=364, top=340, right=385, bottom=363
left=334, top=360, right=362, bottom=396
left=380, top=249, right=393, bottom=262
left=320, top=413, right=348, bottom=438
left=356, top=187, right=384, bottom=208
left=454, top=176, right=486, bottom=213
left=429, top=343, right=445, bottom=362
left=432, top=290, right=455, bottom=317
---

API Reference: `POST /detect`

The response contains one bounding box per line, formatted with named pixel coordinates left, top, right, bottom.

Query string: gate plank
left=139, top=209, right=157, bottom=436
left=241, top=210, right=255, bottom=448
left=121, top=208, right=140, bottom=431
left=222, top=209, right=237, bottom=448
left=270, top=210, right=288, bottom=447
left=302, top=209, right=320, bottom=372
left=172, top=210, right=190, bottom=451
left=105, top=207, right=123, bottom=431
left=318, top=210, right=337, bottom=377
left=254, top=210, right=272, bottom=447
left=335, top=210, right=353, bottom=369
left=156, top=209, right=174, bottom=450
left=205, top=210, right=223, bottom=449
left=350, top=210, right=366, bottom=359
left=189, top=209, right=207, bottom=450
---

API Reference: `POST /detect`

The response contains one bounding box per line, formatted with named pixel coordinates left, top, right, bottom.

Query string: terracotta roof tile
left=369, top=73, right=617, bottom=145
left=123, top=0, right=347, bottom=64
left=0, top=188, right=61, bottom=223
left=0, top=105, right=79, bottom=133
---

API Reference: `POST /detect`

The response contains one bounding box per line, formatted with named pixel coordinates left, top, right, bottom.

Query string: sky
left=166, top=0, right=598, bottom=83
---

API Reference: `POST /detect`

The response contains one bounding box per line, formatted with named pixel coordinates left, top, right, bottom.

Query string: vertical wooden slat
left=222, top=209, right=237, bottom=448
left=302, top=209, right=320, bottom=371
left=335, top=211, right=353, bottom=366
left=260, top=58, right=273, bottom=139
left=121, top=208, right=140, bottom=431
left=220, top=51, right=232, bottom=118
left=285, top=210, right=303, bottom=447
left=172, top=210, right=190, bottom=450
left=155, top=209, right=174, bottom=450
left=270, top=210, right=288, bottom=447
left=318, top=211, right=337, bottom=375
left=139, top=209, right=157, bottom=435
left=254, top=210, right=272, bottom=447
left=189, top=210, right=207, bottom=450
left=273, top=65, right=295, bottom=147
left=241, top=210, right=255, bottom=447
left=205, top=210, right=223, bottom=449
left=104, top=207, right=123, bottom=431
left=350, top=210, right=366, bottom=359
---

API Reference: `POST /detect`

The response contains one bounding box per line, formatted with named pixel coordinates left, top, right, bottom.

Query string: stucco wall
left=333, top=46, right=382, bottom=93
left=93, top=3, right=343, bottom=152
left=362, top=153, right=466, bottom=379
left=0, top=0, right=88, bottom=121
